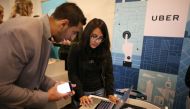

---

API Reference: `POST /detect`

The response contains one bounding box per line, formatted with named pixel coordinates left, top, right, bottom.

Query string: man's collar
left=41, top=15, right=51, bottom=40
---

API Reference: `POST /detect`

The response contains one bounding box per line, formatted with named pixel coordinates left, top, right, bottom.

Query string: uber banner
left=144, top=0, right=190, bottom=37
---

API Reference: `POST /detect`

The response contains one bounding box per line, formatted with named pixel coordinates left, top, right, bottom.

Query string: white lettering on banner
left=152, top=15, right=179, bottom=21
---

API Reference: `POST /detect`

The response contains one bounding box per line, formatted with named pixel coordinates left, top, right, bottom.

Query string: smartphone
left=57, top=82, right=72, bottom=94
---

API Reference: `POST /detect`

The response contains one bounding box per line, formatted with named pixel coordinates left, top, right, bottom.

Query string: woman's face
left=89, top=27, right=104, bottom=49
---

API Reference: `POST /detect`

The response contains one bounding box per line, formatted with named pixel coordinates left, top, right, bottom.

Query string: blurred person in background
left=10, top=0, right=33, bottom=18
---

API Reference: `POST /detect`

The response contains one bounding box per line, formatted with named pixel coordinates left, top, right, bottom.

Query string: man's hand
left=60, top=39, right=71, bottom=45
left=47, top=82, right=75, bottom=102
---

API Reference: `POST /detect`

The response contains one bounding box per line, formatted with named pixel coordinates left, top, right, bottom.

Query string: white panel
left=144, top=0, right=190, bottom=37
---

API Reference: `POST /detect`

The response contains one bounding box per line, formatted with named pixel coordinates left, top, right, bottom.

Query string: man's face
left=53, top=21, right=83, bottom=43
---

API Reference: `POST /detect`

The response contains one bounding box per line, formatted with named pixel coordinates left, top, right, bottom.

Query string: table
left=126, top=98, right=161, bottom=109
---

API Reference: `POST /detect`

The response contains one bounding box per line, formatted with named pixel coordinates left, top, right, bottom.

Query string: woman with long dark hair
left=68, top=18, right=118, bottom=107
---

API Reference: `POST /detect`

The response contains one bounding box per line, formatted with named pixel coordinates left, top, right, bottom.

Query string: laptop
left=80, top=86, right=133, bottom=109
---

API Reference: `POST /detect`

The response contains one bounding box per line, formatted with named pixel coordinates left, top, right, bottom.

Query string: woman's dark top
left=68, top=43, right=114, bottom=99
left=185, top=65, right=190, bottom=97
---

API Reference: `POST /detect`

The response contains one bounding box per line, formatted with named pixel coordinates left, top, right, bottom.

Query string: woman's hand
left=80, top=96, right=93, bottom=107
left=108, top=95, right=119, bottom=104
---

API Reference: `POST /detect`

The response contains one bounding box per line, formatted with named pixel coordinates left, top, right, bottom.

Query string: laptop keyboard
left=95, top=100, right=115, bottom=109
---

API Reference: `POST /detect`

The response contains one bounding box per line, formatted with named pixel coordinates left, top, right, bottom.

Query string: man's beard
left=53, top=29, right=68, bottom=43
left=53, top=34, right=64, bottom=43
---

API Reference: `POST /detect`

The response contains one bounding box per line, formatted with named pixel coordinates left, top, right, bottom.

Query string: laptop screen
left=114, top=86, right=133, bottom=109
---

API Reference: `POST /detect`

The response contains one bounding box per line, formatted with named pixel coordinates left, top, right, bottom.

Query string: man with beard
left=0, top=2, right=86, bottom=109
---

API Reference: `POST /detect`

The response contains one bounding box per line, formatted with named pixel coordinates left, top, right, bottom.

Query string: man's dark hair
left=52, top=2, right=86, bottom=26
